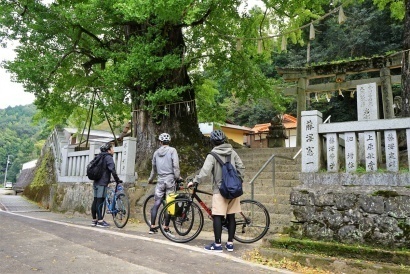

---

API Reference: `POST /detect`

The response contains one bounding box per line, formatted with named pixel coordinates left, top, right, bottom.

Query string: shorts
left=211, top=193, right=241, bottom=216
left=93, top=185, right=107, bottom=198
left=154, top=180, right=176, bottom=201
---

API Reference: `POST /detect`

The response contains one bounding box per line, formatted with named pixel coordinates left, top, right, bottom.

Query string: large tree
left=1, top=0, right=408, bottom=175
left=0, top=0, right=283, bottom=174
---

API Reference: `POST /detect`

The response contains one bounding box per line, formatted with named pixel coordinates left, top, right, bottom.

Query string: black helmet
left=210, top=130, right=226, bottom=145
left=100, top=142, right=112, bottom=152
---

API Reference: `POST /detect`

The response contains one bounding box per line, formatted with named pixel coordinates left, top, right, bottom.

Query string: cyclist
left=188, top=129, right=245, bottom=252
left=91, top=142, right=123, bottom=228
left=148, top=133, right=181, bottom=236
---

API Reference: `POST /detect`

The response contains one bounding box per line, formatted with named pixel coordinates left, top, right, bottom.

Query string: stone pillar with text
left=357, top=83, right=379, bottom=166
left=301, top=110, right=322, bottom=172
left=121, top=137, right=137, bottom=183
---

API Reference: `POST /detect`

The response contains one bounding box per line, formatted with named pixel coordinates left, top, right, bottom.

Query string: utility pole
left=3, top=155, right=11, bottom=187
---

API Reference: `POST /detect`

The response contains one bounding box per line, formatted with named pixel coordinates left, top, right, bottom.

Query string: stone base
left=290, top=180, right=410, bottom=248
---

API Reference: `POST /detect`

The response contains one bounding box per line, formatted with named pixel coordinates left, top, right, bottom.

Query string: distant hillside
left=0, top=104, right=47, bottom=183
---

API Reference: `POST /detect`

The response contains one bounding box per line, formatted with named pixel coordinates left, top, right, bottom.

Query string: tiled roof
left=251, top=114, right=297, bottom=133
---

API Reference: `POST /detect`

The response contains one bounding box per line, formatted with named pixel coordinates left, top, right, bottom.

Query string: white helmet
left=159, top=133, right=171, bottom=142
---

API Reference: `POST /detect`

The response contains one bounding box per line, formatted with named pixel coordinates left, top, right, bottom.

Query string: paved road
left=0, top=191, right=294, bottom=274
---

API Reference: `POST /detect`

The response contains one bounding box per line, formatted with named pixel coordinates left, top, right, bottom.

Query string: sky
left=0, top=43, right=35, bottom=109
left=0, top=0, right=264, bottom=110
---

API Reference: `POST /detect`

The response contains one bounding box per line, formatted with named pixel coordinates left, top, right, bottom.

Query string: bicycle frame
left=190, top=188, right=212, bottom=218
left=188, top=186, right=248, bottom=223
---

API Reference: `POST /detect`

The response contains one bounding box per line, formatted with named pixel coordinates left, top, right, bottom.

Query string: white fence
left=44, top=128, right=137, bottom=183
left=301, top=110, right=410, bottom=174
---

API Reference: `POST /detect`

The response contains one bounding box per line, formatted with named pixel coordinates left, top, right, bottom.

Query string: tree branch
left=176, top=4, right=214, bottom=28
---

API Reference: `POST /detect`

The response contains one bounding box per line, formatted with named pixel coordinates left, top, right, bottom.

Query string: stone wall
left=290, top=173, right=410, bottom=248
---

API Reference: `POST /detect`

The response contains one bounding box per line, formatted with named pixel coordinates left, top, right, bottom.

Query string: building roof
left=22, top=159, right=38, bottom=170
left=221, top=123, right=253, bottom=132
left=64, top=127, right=115, bottom=138
left=199, top=122, right=253, bottom=135
left=251, top=114, right=297, bottom=133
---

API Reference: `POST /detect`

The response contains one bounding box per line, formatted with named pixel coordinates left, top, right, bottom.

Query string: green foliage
left=24, top=149, right=55, bottom=205
left=0, top=105, right=46, bottom=182
left=268, top=236, right=410, bottom=266
left=0, top=0, right=285, bottom=131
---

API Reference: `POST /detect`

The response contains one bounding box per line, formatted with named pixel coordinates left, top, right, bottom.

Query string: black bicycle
left=142, top=180, right=185, bottom=230
left=157, top=181, right=270, bottom=243
left=99, top=183, right=130, bottom=228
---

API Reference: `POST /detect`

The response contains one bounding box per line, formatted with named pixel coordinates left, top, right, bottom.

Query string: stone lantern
left=267, top=114, right=287, bottom=147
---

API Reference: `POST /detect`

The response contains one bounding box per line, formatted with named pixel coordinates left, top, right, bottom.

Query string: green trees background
left=0, top=0, right=406, bottom=179
left=0, top=105, right=46, bottom=183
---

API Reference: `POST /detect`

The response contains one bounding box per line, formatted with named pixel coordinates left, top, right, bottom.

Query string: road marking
left=0, top=210, right=293, bottom=273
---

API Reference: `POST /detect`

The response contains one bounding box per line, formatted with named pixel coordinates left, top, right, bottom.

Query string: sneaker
left=204, top=243, right=223, bottom=252
left=164, top=228, right=175, bottom=238
left=225, top=242, right=234, bottom=252
left=149, top=227, right=158, bottom=234
left=96, top=220, right=110, bottom=227
left=91, top=220, right=97, bottom=227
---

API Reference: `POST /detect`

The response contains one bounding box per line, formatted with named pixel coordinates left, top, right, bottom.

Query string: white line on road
left=1, top=210, right=294, bottom=274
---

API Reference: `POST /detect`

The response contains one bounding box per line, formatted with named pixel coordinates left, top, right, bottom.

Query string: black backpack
left=210, top=152, right=243, bottom=199
left=86, top=154, right=106, bottom=180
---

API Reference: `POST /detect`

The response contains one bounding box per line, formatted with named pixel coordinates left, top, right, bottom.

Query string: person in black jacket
left=91, top=142, right=122, bottom=227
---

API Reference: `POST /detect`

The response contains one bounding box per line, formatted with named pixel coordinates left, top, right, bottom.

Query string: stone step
left=240, top=157, right=300, bottom=164
left=244, top=192, right=291, bottom=204
left=244, top=179, right=300, bottom=189
left=243, top=172, right=300, bottom=181
left=269, top=212, right=295, bottom=222
left=237, top=147, right=301, bottom=156
left=245, top=186, right=295, bottom=195
left=265, top=204, right=293, bottom=215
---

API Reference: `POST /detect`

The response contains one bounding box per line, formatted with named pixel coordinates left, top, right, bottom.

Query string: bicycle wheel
left=172, top=200, right=195, bottom=236
left=158, top=199, right=203, bottom=243
left=143, top=194, right=164, bottom=229
left=234, top=199, right=270, bottom=243
left=112, top=193, right=130, bottom=228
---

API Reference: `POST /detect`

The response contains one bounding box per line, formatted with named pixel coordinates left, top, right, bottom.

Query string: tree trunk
left=129, top=25, right=208, bottom=179
left=402, top=0, right=410, bottom=117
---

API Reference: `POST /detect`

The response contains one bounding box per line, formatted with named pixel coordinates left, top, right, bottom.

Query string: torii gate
left=277, top=53, right=403, bottom=146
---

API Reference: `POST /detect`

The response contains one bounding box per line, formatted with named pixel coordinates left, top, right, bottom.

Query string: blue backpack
left=210, top=152, right=243, bottom=199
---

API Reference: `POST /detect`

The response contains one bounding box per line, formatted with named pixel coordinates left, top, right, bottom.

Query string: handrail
left=248, top=150, right=301, bottom=201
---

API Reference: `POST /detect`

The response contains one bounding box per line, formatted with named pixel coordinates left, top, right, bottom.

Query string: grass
left=266, top=236, right=410, bottom=265
left=243, top=236, right=410, bottom=273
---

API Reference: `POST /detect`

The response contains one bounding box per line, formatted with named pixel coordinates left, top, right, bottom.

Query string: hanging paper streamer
left=315, top=93, right=319, bottom=102
left=338, top=89, right=344, bottom=97
left=309, top=23, right=315, bottom=40
left=326, top=92, right=332, bottom=102
left=350, top=90, right=355, bottom=98
left=257, top=39, right=263, bottom=54
left=338, top=6, right=347, bottom=24
left=236, top=38, right=242, bottom=51
left=281, top=36, right=287, bottom=52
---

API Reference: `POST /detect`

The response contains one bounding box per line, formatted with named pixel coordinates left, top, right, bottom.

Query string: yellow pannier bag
left=166, top=193, right=185, bottom=216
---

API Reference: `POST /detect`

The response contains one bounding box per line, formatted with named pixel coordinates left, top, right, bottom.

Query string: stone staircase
left=134, top=147, right=302, bottom=235
left=236, top=147, right=301, bottom=235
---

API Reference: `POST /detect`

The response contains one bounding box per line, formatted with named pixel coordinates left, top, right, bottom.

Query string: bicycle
left=142, top=180, right=185, bottom=230
left=99, top=182, right=130, bottom=228
left=157, top=181, right=270, bottom=243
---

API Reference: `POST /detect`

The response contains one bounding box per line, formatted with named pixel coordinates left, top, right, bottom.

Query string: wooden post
left=297, top=78, right=307, bottom=147
left=380, top=67, right=394, bottom=118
